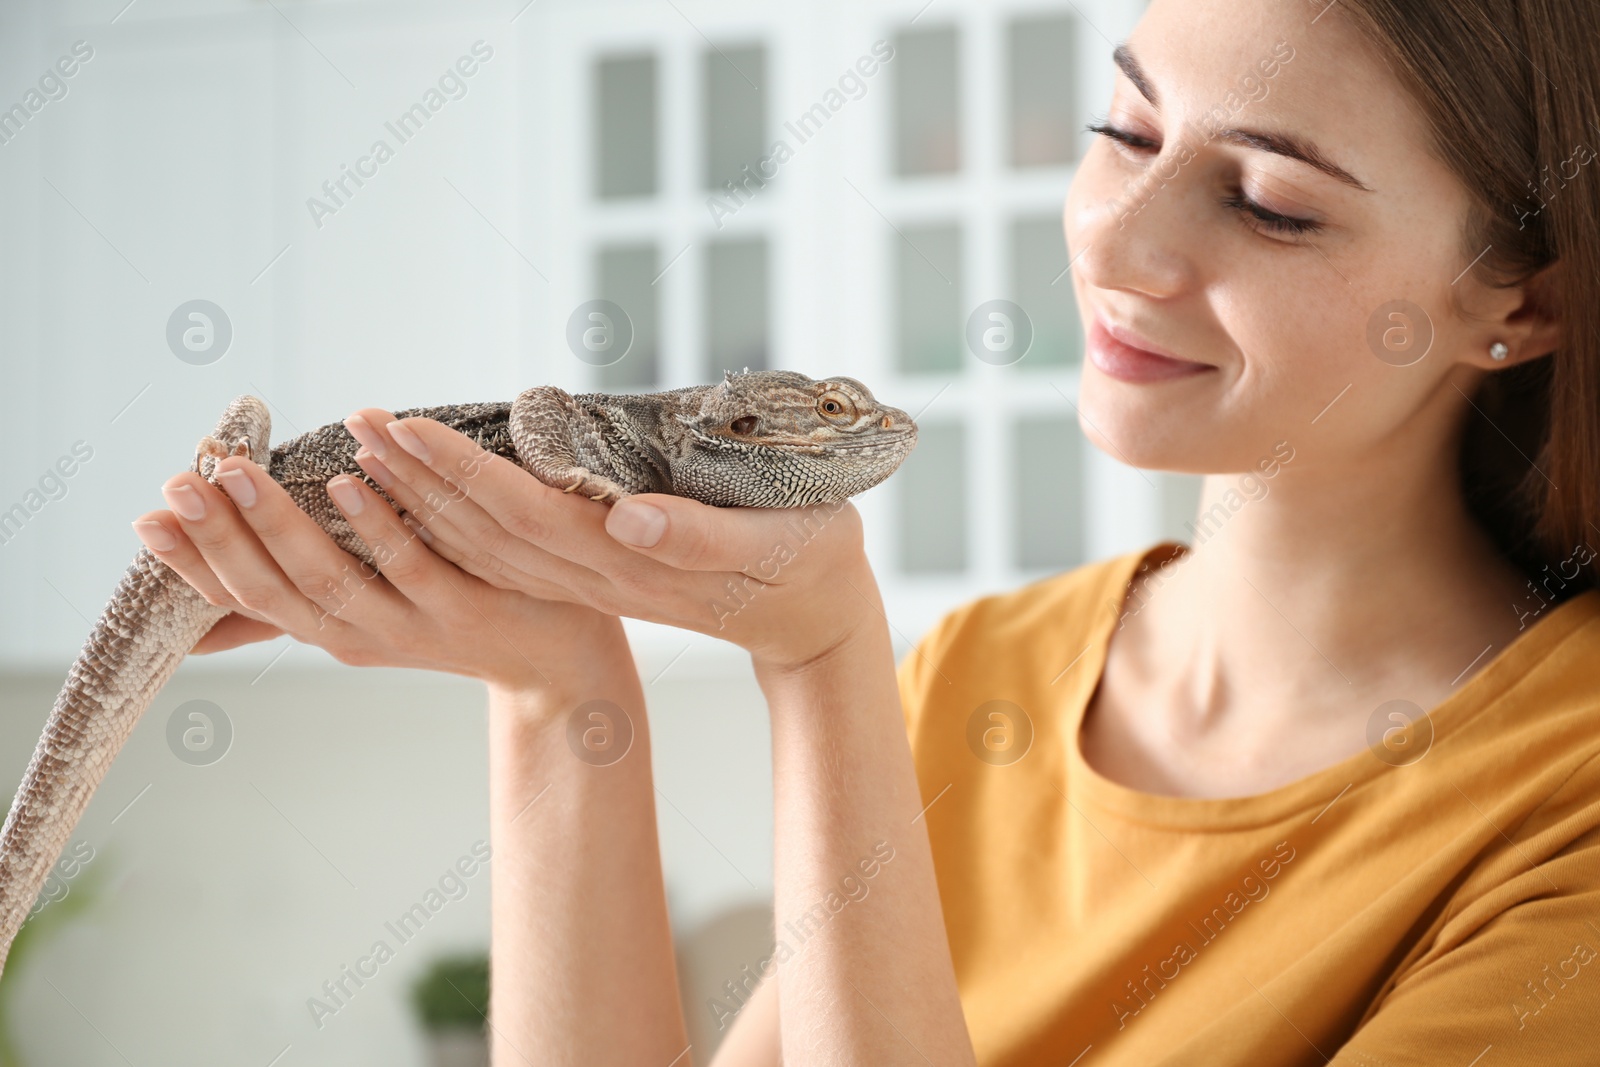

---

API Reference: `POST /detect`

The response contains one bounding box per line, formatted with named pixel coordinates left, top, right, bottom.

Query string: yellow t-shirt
left=899, top=542, right=1600, bottom=1066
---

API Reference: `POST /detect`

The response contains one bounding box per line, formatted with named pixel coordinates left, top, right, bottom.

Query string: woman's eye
left=1086, top=120, right=1158, bottom=153
left=1220, top=193, right=1322, bottom=237
left=1088, top=117, right=1322, bottom=240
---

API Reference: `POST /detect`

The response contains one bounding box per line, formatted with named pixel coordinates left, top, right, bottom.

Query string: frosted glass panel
left=895, top=224, right=963, bottom=373
left=704, top=45, right=767, bottom=192
left=898, top=421, right=967, bottom=573
left=595, top=54, right=657, bottom=199
left=892, top=27, right=961, bottom=175
left=705, top=238, right=769, bottom=375
left=1014, top=416, right=1085, bottom=570
left=1009, top=214, right=1081, bottom=366
left=1008, top=15, right=1077, bottom=167
left=596, top=243, right=659, bottom=389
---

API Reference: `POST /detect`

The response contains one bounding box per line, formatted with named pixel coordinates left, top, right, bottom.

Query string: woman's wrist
left=484, top=610, right=641, bottom=720
left=749, top=560, right=890, bottom=682
left=753, top=611, right=898, bottom=726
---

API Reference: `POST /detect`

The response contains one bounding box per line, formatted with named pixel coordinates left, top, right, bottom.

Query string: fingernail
left=608, top=500, right=665, bottom=547
left=387, top=420, right=431, bottom=462
left=216, top=468, right=257, bottom=508
left=344, top=415, right=386, bottom=459
left=328, top=476, right=365, bottom=515
left=355, top=449, right=396, bottom=489
left=162, top=484, right=205, bottom=521
left=132, top=520, right=176, bottom=552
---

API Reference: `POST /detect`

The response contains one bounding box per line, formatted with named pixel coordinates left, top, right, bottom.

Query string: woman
left=130, top=0, right=1599, bottom=1062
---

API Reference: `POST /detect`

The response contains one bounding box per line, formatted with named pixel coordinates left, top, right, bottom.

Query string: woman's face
left=1065, top=0, right=1516, bottom=476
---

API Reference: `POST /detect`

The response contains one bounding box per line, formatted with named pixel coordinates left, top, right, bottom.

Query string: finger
left=212, top=455, right=431, bottom=630
left=345, top=409, right=536, bottom=574
left=192, top=613, right=286, bottom=655
left=226, top=453, right=585, bottom=621
left=341, top=417, right=481, bottom=558
left=161, top=469, right=354, bottom=639
left=347, top=409, right=625, bottom=596
left=603, top=494, right=859, bottom=580
left=131, top=510, right=259, bottom=618
left=351, top=442, right=539, bottom=591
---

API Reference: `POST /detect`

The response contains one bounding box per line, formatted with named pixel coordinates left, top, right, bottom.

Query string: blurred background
left=0, top=0, right=1189, bottom=1062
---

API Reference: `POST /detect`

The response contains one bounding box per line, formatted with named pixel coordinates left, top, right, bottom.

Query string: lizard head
left=674, top=369, right=919, bottom=506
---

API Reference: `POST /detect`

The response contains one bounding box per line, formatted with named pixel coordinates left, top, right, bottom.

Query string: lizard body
left=0, top=370, right=916, bottom=971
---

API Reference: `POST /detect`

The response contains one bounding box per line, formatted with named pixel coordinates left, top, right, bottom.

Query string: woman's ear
left=1474, top=260, right=1563, bottom=369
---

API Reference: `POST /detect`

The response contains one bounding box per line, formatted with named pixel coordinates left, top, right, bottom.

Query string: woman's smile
left=1087, top=314, right=1217, bottom=383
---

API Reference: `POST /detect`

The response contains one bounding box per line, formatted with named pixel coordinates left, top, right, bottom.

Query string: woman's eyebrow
left=1215, top=128, right=1374, bottom=191
left=1113, top=44, right=1159, bottom=106
left=1111, top=43, right=1374, bottom=193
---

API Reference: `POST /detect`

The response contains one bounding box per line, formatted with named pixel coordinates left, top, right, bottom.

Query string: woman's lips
left=1087, top=318, right=1214, bottom=383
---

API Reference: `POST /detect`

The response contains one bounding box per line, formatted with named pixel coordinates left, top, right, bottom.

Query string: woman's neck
left=1133, top=431, right=1535, bottom=735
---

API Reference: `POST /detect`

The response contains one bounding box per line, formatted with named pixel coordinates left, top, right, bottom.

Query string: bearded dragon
left=0, top=370, right=916, bottom=972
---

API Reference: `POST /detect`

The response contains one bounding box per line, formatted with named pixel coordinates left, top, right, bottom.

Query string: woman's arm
left=754, top=579, right=973, bottom=1066
left=358, top=412, right=977, bottom=1064
left=486, top=666, right=689, bottom=1066
left=712, top=616, right=970, bottom=1067
left=133, top=441, right=692, bottom=1062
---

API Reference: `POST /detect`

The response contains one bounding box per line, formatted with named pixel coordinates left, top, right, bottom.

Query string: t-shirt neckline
left=1064, top=540, right=1600, bottom=831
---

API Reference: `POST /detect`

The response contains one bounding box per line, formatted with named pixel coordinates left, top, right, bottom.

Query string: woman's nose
left=1066, top=152, right=1200, bottom=301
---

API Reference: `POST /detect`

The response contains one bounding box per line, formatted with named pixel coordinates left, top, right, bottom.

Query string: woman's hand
left=130, top=444, right=630, bottom=697
left=332, top=409, right=973, bottom=1062
left=340, top=408, right=888, bottom=675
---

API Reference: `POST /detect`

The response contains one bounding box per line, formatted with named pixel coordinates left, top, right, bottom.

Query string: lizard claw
left=192, top=435, right=232, bottom=475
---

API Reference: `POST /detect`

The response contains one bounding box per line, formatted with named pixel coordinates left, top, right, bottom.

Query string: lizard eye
left=729, top=415, right=759, bottom=435
left=818, top=394, right=855, bottom=421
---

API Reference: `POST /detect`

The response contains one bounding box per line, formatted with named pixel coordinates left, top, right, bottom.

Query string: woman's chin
left=1075, top=387, right=1218, bottom=473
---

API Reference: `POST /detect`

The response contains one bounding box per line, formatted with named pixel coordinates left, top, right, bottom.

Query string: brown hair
left=1344, top=0, right=1600, bottom=601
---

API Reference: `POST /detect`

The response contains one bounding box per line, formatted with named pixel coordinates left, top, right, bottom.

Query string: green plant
left=0, top=838, right=106, bottom=1067
left=411, top=952, right=490, bottom=1033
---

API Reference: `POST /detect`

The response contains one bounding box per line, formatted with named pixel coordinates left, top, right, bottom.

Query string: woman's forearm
left=485, top=634, right=688, bottom=1066
left=755, top=578, right=976, bottom=1066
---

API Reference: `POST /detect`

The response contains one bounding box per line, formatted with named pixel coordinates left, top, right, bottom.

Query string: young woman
left=131, top=0, right=1599, bottom=1062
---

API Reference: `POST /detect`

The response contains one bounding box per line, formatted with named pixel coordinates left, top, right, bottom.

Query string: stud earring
left=1490, top=342, right=1510, bottom=362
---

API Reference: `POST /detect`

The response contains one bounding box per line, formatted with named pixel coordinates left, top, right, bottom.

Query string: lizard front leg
left=192, top=396, right=273, bottom=480
left=508, top=386, right=633, bottom=502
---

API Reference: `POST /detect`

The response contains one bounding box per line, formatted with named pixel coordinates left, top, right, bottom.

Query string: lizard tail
left=0, top=550, right=226, bottom=974
left=0, top=394, right=268, bottom=976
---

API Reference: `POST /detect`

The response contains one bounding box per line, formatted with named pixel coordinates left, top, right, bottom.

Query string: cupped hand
left=339, top=408, right=888, bottom=675
left=130, top=446, right=629, bottom=694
